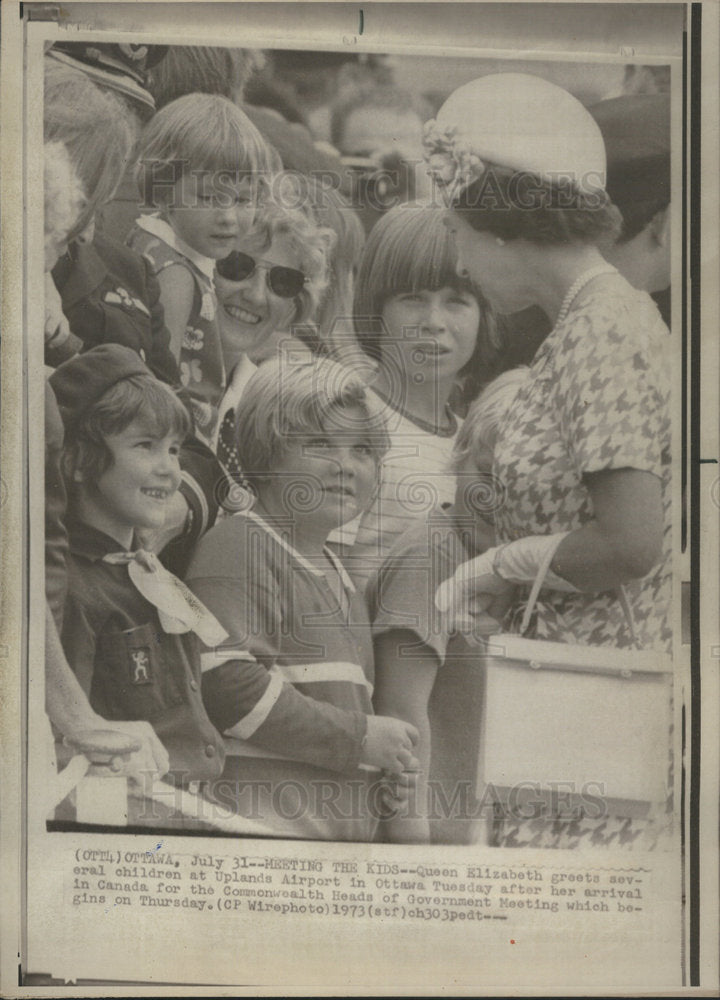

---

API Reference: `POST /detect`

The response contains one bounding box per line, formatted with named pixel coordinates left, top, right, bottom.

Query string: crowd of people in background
left=42, top=42, right=672, bottom=846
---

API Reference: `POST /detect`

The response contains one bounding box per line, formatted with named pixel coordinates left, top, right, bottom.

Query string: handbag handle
left=517, top=538, right=642, bottom=651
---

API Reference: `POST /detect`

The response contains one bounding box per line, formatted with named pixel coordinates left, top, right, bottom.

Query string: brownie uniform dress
left=61, top=518, right=225, bottom=785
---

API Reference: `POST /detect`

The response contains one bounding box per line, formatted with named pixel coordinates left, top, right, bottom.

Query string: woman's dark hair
left=452, top=161, right=622, bottom=246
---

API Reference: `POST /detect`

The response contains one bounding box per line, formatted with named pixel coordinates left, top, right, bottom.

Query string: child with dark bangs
left=343, top=203, right=500, bottom=591
left=50, top=344, right=226, bottom=786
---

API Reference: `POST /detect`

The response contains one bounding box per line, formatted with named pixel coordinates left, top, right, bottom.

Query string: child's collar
left=369, top=386, right=458, bottom=437
left=66, top=516, right=136, bottom=561
left=235, top=508, right=355, bottom=595
left=136, top=214, right=217, bottom=282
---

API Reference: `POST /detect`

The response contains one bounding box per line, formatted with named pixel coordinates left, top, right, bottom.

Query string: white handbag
left=476, top=555, right=673, bottom=816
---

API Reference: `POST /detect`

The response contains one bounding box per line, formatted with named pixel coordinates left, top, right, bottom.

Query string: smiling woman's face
left=214, top=231, right=301, bottom=366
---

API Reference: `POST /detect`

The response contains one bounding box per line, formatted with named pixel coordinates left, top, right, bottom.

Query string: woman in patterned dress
left=426, top=74, right=672, bottom=849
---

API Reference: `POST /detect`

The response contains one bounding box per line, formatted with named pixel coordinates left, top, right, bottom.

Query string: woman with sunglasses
left=212, top=174, right=336, bottom=498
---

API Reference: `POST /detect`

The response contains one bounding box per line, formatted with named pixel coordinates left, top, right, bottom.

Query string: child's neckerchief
left=103, top=549, right=228, bottom=647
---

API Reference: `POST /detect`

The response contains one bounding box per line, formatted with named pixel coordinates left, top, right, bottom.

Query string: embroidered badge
left=179, top=358, right=202, bottom=386
left=129, top=647, right=152, bottom=684
left=183, top=326, right=205, bottom=351
left=104, top=286, right=150, bottom=317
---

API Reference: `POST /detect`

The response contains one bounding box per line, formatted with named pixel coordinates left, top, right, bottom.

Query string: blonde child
left=369, top=368, right=528, bottom=844
left=185, top=355, right=419, bottom=840
left=127, top=93, right=278, bottom=445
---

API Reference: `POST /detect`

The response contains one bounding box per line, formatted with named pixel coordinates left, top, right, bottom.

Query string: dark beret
left=49, top=344, right=152, bottom=430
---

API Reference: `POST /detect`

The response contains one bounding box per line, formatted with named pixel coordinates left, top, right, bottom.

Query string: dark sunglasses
left=215, top=250, right=307, bottom=299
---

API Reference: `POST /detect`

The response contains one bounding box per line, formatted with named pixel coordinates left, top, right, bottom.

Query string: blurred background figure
left=146, top=42, right=258, bottom=108
left=265, top=48, right=393, bottom=142
left=330, top=84, right=433, bottom=232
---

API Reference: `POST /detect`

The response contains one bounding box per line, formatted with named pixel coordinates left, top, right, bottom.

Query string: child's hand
left=378, top=767, right=418, bottom=813
left=361, top=715, right=419, bottom=773
left=62, top=719, right=170, bottom=782
left=110, top=720, right=171, bottom=781
left=380, top=774, right=430, bottom=844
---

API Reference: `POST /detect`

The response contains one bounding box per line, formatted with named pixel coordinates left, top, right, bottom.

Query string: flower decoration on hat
left=423, top=74, right=608, bottom=201
left=423, top=119, right=485, bottom=204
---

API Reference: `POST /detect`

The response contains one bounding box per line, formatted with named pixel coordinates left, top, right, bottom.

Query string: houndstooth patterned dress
left=493, top=275, right=672, bottom=653
left=490, top=274, right=672, bottom=850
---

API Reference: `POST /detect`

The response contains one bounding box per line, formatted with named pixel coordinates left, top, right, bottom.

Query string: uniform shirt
left=185, top=510, right=378, bottom=841
left=343, top=392, right=460, bottom=592
left=48, top=232, right=179, bottom=387
left=493, top=274, right=672, bottom=651
left=61, top=517, right=225, bottom=784
left=128, top=215, right=225, bottom=448
left=367, top=507, right=485, bottom=844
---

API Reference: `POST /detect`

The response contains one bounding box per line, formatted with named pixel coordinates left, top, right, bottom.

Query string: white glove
left=492, top=533, right=580, bottom=591
left=435, top=534, right=579, bottom=637
left=435, top=549, right=514, bottom=641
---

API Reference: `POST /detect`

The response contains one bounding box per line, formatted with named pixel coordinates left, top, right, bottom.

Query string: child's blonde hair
left=44, top=140, right=86, bottom=269
left=136, top=93, right=278, bottom=207
left=451, top=367, right=529, bottom=472
left=233, top=354, right=389, bottom=489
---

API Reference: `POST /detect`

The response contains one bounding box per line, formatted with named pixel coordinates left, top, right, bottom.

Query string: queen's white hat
left=424, top=72, right=607, bottom=197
